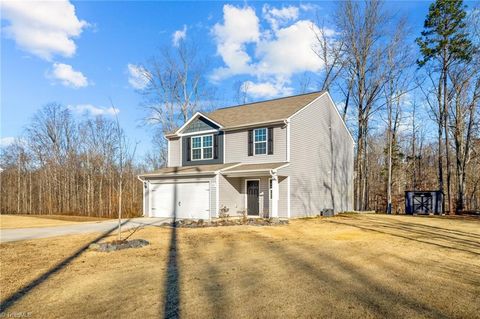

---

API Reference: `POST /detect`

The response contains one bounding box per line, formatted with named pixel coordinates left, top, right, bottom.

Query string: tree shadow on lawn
left=185, top=233, right=267, bottom=319
left=371, top=215, right=480, bottom=240
left=327, top=217, right=480, bottom=256
left=162, top=217, right=180, bottom=319
left=246, top=231, right=452, bottom=318
left=178, top=226, right=456, bottom=318
left=0, top=220, right=131, bottom=314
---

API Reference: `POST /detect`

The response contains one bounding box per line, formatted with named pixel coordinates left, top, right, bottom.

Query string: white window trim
left=191, top=134, right=214, bottom=161
left=253, top=128, right=268, bottom=155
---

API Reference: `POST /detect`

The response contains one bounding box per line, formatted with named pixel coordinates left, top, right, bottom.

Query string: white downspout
left=284, top=119, right=290, bottom=162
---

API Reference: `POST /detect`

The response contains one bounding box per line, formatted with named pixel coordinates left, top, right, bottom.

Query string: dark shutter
left=268, top=127, right=274, bottom=155
left=186, top=137, right=191, bottom=161
left=214, top=134, right=218, bottom=159
left=248, top=129, right=253, bottom=156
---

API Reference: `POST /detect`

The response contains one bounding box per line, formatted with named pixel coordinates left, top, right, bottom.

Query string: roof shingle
left=206, top=91, right=324, bottom=128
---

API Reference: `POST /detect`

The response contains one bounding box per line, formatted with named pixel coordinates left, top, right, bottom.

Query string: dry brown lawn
left=0, top=215, right=109, bottom=229
left=1, top=214, right=479, bottom=318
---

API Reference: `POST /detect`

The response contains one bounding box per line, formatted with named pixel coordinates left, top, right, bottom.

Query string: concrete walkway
left=0, top=217, right=173, bottom=243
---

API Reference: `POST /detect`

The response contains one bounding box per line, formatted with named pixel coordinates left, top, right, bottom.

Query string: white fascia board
left=225, top=164, right=290, bottom=175
left=139, top=172, right=216, bottom=178
left=178, top=129, right=219, bottom=137
left=214, top=163, right=243, bottom=174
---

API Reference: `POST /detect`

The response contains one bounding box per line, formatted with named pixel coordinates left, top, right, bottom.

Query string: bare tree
left=311, top=18, right=346, bottom=92
left=382, top=19, right=412, bottom=213
left=334, top=0, right=393, bottom=210
left=448, top=10, right=480, bottom=212
left=139, top=39, right=214, bottom=168
left=233, top=80, right=250, bottom=105
left=0, top=103, right=142, bottom=218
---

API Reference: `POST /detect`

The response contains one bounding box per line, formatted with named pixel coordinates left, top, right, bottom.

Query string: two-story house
left=138, top=91, right=354, bottom=219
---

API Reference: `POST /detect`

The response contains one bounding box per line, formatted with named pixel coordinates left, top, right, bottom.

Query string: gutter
left=221, top=119, right=286, bottom=132
left=165, top=119, right=287, bottom=138
left=138, top=172, right=217, bottom=178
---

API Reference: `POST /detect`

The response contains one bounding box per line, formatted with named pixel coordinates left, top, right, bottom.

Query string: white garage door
left=150, top=182, right=210, bottom=219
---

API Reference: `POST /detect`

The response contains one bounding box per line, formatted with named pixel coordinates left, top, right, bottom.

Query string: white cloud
left=242, top=80, right=293, bottom=99
left=256, top=20, right=324, bottom=77
left=68, top=104, right=119, bottom=117
left=172, top=25, right=187, bottom=47
left=262, top=5, right=299, bottom=30
left=127, top=64, right=150, bottom=90
left=211, top=5, right=260, bottom=80
left=211, top=4, right=325, bottom=99
left=1, top=0, right=88, bottom=60
left=299, top=3, right=320, bottom=12
left=0, top=137, right=16, bottom=147
left=48, top=63, right=88, bottom=88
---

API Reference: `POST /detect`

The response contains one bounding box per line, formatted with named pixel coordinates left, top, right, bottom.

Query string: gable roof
left=173, top=111, right=223, bottom=136
left=165, top=91, right=326, bottom=138
left=206, top=91, right=325, bottom=129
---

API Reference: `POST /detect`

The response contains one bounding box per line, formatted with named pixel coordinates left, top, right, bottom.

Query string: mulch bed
left=161, top=218, right=289, bottom=228
left=89, top=239, right=150, bottom=252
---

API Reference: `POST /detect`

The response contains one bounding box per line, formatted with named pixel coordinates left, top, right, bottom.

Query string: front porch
left=217, top=163, right=289, bottom=218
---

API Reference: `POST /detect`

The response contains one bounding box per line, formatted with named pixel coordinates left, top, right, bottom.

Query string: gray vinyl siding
left=217, top=176, right=288, bottom=217
left=258, top=176, right=270, bottom=215
left=278, top=94, right=354, bottom=216
left=224, top=124, right=287, bottom=164
left=210, top=175, right=217, bottom=218
left=277, top=176, right=288, bottom=218
left=218, top=175, right=244, bottom=215
left=168, top=138, right=181, bottom=167
left=183, top=117, right=219, bottom=133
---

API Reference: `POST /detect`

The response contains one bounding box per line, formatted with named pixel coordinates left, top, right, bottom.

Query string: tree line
left=139, top=0, right=479, bottom=214
left=1, top=0, right=479, bottom=216
left=301, top=0, right=479, bottom=214
left=0, top=104, right=142, bottom=217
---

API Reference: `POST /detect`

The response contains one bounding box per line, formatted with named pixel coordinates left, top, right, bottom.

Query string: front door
left=246, top=180, right=259, bottom=215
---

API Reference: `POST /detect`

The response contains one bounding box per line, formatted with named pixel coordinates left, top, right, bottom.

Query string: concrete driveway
left=0, top=217, right=173, bottom=243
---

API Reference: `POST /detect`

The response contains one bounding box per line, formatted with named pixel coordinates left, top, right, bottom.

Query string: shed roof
left=139, top=163, right=240, bottom=178
left=221, top=162, right=289, bottom=173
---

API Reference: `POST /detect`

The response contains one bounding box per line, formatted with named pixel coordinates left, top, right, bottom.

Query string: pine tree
left=416, top=0, right=473, bottom=67
left=416, top=0, right=473, bottom=214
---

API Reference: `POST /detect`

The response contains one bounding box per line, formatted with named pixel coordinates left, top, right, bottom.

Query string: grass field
left=1, top=214, right=479, bottom=318
left=0, top=215, right=110, bottom=229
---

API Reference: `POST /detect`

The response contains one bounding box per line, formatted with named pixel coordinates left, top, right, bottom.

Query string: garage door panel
left=150, top=184, right=175, bottom=217
left=150, top=182, right=210, bottom=219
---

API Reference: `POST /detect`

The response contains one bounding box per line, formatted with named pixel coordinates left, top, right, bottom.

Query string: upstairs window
left=191, top=135, right=213, bottom=160
left=254, top=128, right=267, bottom=155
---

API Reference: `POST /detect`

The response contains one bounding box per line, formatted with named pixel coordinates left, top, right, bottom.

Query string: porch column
left=271, top=172, right=279, bottom=218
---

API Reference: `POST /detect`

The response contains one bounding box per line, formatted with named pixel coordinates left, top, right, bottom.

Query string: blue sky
left=0, top=1, right=448, bottom=158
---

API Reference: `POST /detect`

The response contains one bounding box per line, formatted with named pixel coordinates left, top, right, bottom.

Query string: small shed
left=405, top=191, right=443, bottom=215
